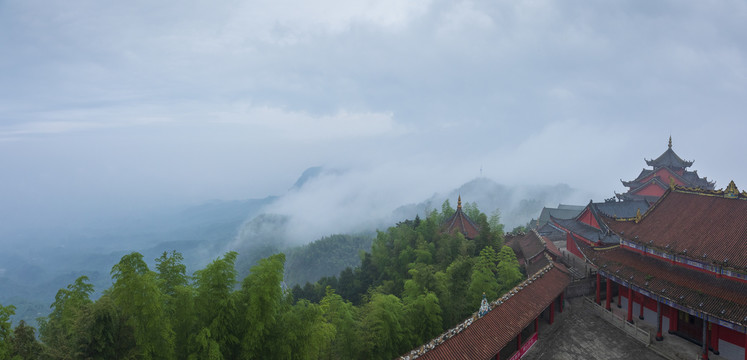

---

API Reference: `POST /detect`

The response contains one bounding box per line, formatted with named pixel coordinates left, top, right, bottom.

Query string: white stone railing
left=584, top=297, right=650, bottom=346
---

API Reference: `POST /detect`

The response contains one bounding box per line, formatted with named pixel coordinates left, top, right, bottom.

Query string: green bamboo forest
left=0, top=202, right=523, bottom=360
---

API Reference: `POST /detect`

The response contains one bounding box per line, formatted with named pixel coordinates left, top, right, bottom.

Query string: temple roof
left=623, top=168, right=714, bottom=191
left=506, top=230, right=553, bottom=275
left=536, top=222, right=566, bottom=243
left=580, top=244, right=747, bottom=327
left=549, top=199, right=649, bottom=246
left=594, top=199, right=650, bottom=218
left=534, top=204, right=584, bottom=227
left=442, top=196, right=481, bottom=239
left=644, top=136, right=693, bottom=169
left=551, top=217, right=619, bottom=245
left=403, top=263, right=570, bottom=360
left=605, top=182, right=747, bottom=270
left=619, top=137, right=714, bottom=200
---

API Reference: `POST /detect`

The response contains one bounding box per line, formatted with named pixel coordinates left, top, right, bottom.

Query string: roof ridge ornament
left=635, top=208, right=642, bottom=223
left=668, top=135, right=672, bottom=149
left=478, top=293, right=489, bottom=317
left=457, top=195, right=462, bottom=209
left=669, top=176, right=676, bottom=190
left=724, top=180, right=739, bottom=198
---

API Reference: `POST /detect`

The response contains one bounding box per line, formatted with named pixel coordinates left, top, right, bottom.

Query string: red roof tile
left=581, top=245, right=747, bottom=326
left=605, top=186, right=747, bottom=271
left=442, top=201, right=481, bottom=240
left=406, top=264, right=570, bottom=360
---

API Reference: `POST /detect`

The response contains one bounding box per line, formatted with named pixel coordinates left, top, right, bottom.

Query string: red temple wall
left=632, top=183, right=666, bottom=197
left=719, top=324, right=745, bottom=347
left=640, top=168, right=686, bottom=186
left=566, top=233, right=583, bottom=258
left=577, top=209, right=600, bottom=229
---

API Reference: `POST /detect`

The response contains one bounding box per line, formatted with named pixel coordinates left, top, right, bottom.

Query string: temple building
left=582, top=182, right=747, bottom=360
left=616, top=137, right=714, bottom=201
left=550, top=199, right=650, bottom=259
left=442, top=196, right=481, bottom=240
left=400, top=230, right=570, bottom=360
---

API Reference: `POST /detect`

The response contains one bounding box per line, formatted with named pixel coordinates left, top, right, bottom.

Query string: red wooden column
left=596, top=273, right=601, bottom=304
left=605, top=277, right=612, bottom=311
left=669, top=307, right=679, bottom=333
left=626, top=286, right=634, bottom=323
left=495, top=353, right=500, bottom=360
left=535, top=317, right=539, bottom=335
left=639, top=295, right=645, bottom=320
left=617, top=283, right=623, bottom=308
left=655, top=300, right=663, bottom=341
left=743, top=330, right=747, bottom=360
left=710, top=323, right=719, bottom=355
left=549, top=302, right=555, bottom=325
left=517, top=332, right=522, bottom=350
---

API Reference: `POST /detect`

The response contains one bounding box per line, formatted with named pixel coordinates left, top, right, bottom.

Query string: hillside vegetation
left=0, top=204, right=523, bottom=360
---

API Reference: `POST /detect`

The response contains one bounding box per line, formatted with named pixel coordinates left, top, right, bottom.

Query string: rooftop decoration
left=478, top=293, right=489, bottom=317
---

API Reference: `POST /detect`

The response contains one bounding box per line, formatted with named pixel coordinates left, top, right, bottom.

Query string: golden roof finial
left=668, top=135, right=672, bottom=148
left=457, top=195, right=462, bottom=209
left=725, top=180, right=739, bottom=198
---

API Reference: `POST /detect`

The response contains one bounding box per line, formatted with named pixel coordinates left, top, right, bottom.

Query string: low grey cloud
left=1, top=0, right=746, bottom=246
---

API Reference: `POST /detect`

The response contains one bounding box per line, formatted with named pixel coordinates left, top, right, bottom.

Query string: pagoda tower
left=442, top=196, right=480, bottom=239
left=616, top=137, right=714, bottom=201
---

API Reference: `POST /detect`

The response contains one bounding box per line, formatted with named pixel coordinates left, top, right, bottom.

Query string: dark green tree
left=239, top=253, right=285, bottom=359
left=110, top=252, right=175, bottom=360
left=467, top=246, right=500, bottom=308
left=77, top=295, right=136, bottom=360
left=192, top=251, right=239, bottom=360
left=319, top=288, right=359, bottom=359
left=360, top=293, right=407, bottom=360
left=9, top=320, right=42, bottom=360
left=38, top=276, right=94, bottom=359
left=265, top=299, right=335, bottom=360
left=0, top=303, right=15, bottom=360
left=155, top=251, right=188, bottom=300
left=441, top=199, right=455, bottom=221
left=441, top=256, right=474, bottom=327
left=496, top=246, right=523, bottom=291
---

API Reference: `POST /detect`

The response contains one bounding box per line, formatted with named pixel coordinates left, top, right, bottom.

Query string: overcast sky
left=1, top=0, right=746, bottom=235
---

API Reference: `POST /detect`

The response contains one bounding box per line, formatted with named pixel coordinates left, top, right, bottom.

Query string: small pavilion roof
left=580, top=244, right=747, bottom=327
left=605, top=182, right=747, bottom=270
left=644, top=137, right=694, bottom=169
left=442, top=196, right=480, bottom=239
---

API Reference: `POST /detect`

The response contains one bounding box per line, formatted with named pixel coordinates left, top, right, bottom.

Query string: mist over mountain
left=233, top=167, right=589, bottom=247
left=1, top=163, right=591, bottom=327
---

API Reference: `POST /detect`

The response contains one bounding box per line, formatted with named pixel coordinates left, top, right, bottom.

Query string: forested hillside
left=0, top=205, right=523, bottom=360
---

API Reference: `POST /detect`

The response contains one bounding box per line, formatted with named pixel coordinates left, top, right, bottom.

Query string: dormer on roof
left=442, top=195, right=481, bottom=239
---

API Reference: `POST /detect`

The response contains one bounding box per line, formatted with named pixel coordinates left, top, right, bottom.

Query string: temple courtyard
left=523, top=297, right=730, bottom=360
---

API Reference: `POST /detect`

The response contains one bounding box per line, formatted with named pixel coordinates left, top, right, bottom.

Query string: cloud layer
left=1, top=0, right=746, bottom=242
